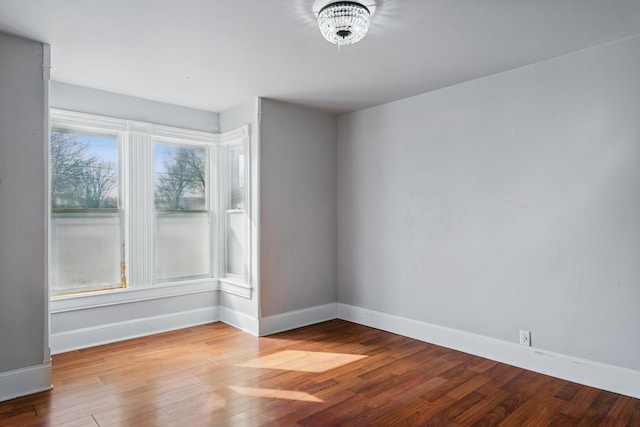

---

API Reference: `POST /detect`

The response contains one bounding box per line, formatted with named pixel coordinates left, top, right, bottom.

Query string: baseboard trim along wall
left=50, top=307, right=219, bottom=354
left=337, top=303, right=640, bottom=399
left=220, top=306, right=259, bottom=336
left=259, top=303, right=339, bottom=336
left=44, top=300, right=640, bottom=399
left=0, top=361, right=52, bottom=403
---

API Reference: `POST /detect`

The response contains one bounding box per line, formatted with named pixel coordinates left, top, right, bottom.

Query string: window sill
left=50, top=279, right=220, bottom=313
left=218, top=277, right=252, bottom=299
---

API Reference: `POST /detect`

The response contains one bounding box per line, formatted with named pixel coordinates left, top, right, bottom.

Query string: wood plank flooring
left=1, top=320, right=638, bottom=426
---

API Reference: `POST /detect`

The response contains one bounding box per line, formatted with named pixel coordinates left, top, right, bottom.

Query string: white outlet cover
left=519, top=330, right=531, bottom=346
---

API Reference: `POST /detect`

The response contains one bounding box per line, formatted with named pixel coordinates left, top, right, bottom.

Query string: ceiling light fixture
left=317, top=1, right=371, bottom=47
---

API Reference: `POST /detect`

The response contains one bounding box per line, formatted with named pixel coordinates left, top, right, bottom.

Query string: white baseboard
left=220, top=306, right=259, bottom=336
left=338, top=303, right=640, bottom=399
left=45, top=298, right=640, bottom=399
left=0, top=361, right=52, bottom=403
left=259, top=303, right=338, bottom=336
left=51, top=307, right=219, bottom=354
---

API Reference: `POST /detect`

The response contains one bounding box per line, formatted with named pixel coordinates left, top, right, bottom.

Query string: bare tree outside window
left=50, top=128, right=122, bottom=295
left=51, top=131, right=118, bottom=209
left=84, top=161, right=118, bottom=208
left=154, top=146, right=206, bottom=210
left=154, top=143, right=210, bottom=281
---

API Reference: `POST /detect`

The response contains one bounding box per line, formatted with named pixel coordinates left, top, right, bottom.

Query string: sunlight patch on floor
left=236, top=350, right=367, bottom=373
left=229, top=386, right=324, bottom=402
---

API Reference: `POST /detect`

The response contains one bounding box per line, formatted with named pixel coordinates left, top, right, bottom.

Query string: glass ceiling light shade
left=318, top=1, right=371, bottom=46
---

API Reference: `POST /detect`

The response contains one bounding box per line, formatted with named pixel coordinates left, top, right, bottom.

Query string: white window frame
left=218, top=126, right=252, bottom=298
left=49, top=109, right=252, bottom=311
left=49, top=112, right=127, bottom=295
left=152, top=136, right=214, bottom=284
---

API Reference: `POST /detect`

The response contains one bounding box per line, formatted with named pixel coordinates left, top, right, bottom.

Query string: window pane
left=226, top=210, right=245, bottom=276
left=51, top=212, right=123, bottom=295
left=50, top=128, right=122, bottom=296
left=230, top=148, right=244, bottom=210
left=225, top=144, right=245, bottom=278
left=154, top=143, right=210, bottom=282
left=154, top=144, right=206, bottom=210
left=155, top=212, right=210, bottom=281
left=51, top=130, right=119, bottom=209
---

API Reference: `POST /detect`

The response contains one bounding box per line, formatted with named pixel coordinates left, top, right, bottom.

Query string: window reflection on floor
left=236, top=350, right=367, bottom=373
left=229, top=386, right=323, bottom=402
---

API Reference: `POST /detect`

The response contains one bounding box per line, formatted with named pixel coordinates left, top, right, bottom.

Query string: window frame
left=152, top=137, right=214, bottom=284
left=49, top=109, right=251, bottom=309
left=222, top=142, right=245, bottom=281
left=49, top=116, right=127, bottom=296
left=218, top=126, right=251, bottom=298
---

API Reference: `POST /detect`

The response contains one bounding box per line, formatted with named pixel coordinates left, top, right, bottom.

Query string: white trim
left=259, top=303, right=338, bottom=336
left=43, top=43, right=52, bottom=362
left=51, top=108, right=128, bottom=132
left=254, top=99, right=261, bottom=319
left=219, top=125, right=251, bottom=285
left=220, top=125, right=249, bottom=143
left=50, top=109, right=219, bottom=143
left=152, top=123, right=217, bottom=143
left=220, top=306, right=259, bottom=336
left=51, top=306, right=219, bottom=354
left=126, top=127, right=151, bottom=288
left=51, top=280, right=219, bottom=313
left=338, top=303, right=640, bottom=399
left=219, top=279, right=252, bottom=299
left=128, top=120, right=153, bottom=134
left=0, top=362, right=52, bottom=403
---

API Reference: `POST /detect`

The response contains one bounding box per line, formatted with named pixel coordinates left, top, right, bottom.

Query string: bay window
left=49, top=109, right=249, bottom=298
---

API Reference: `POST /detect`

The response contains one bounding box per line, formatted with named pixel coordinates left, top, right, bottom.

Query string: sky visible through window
left=154, top=144, right=173, bottom=174
left=77, top=134, right=118, bottom=163
left=50, top=130, right=120, bottom=209
left=70, top=137, right=188, bottom=174
left=62, top=134, right=177, bottom=170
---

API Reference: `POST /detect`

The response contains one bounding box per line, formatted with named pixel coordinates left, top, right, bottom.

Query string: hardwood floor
left=1, top=320, right=638, bottom=426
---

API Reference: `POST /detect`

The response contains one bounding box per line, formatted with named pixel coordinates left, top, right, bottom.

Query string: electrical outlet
left=519, top=330, right=531, bottom=346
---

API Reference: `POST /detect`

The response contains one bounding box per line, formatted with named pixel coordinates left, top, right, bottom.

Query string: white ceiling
left=1, top=0, right=640, bottom=114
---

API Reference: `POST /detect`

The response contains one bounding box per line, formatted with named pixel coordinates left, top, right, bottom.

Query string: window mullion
left=127, top=128, right=154, bottom=288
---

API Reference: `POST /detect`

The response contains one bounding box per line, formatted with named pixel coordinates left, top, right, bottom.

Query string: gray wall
left=337, top=35, right=640, bottom=370
left=260, top=99, right=337, bottom=317
left=0, top=32, right=47, bottom=371
left=51, top=81, right=219, bottom=133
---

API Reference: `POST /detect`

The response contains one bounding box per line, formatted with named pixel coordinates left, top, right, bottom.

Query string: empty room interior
left=1, top=0, right=640, bottom=425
